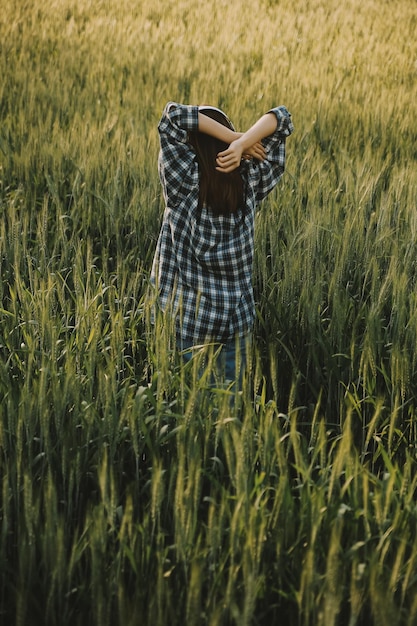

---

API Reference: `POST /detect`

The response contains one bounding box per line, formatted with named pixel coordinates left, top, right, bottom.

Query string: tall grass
left=1, top=0, right=417, bottom=624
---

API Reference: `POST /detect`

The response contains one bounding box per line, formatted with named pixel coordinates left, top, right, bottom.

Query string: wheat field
left=1, top=0, right=417, bottom=624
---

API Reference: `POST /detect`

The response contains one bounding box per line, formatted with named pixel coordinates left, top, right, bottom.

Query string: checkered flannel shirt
left=151, top=101, right=294, bottom=343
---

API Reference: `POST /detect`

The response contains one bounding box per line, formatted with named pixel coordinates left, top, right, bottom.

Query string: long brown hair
left=188, top=108, right=243, bottom=215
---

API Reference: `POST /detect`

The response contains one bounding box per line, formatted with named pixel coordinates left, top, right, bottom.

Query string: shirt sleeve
left=157, top=102, right=200, bottom=208
left=251, top=105, right=294, bottom=203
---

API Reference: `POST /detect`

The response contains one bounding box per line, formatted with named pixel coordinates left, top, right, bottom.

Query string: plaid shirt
left=151, top=101, right=294, bottom=343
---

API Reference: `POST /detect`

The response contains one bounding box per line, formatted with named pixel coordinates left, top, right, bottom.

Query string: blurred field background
left=1, top=0, right=417, bottom=624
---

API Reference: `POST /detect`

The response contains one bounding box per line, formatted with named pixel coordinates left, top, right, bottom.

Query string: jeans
left=177, top=333, right=251, bottom=391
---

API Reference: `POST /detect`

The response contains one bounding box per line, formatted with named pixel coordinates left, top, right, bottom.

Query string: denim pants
left=177, top=333, right=250, bottom=391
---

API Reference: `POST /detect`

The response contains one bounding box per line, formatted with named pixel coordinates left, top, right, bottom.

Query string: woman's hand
left=216, top=139, right=265, bottom=173
left=242, top=141, right=266, bottom=162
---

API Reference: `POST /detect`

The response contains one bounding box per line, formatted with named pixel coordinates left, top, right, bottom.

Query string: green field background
left=1, top=0, right=417, bottom=624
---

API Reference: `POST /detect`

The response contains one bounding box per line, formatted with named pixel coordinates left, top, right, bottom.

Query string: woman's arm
left=197, top=112, right=237, bottom=143
left=215, top=113, right=278, bottom=173
left=198, top=112, right=266, bottom=162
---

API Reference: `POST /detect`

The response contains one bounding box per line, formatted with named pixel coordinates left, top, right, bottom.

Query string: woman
left=150, top=100, right=294, bottom=387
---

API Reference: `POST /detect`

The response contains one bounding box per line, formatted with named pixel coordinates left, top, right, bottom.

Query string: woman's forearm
left=216, top=113, right=278, bottom=173
left=197, top=112, right=237, bottom=144
left=236, top=113, right=277, bottom=153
